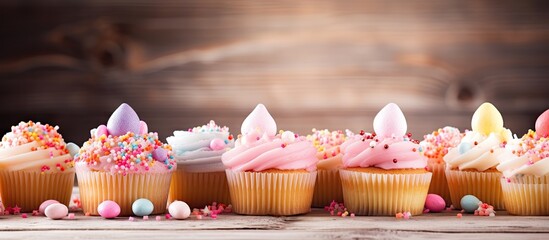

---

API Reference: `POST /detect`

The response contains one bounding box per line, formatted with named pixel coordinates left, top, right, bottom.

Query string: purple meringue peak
left=106, top=103, right=142, bottom=137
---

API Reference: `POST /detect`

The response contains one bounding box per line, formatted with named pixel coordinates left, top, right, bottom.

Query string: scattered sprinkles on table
left=420, top=127, right=462, bottom=163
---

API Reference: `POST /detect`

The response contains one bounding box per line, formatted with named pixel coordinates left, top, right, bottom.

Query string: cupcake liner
left=427, top=162, right=452, bottom=206
left=76, top=169, right=172, bottom=216
left=339, top=169, right=432, bottom=216
left=168, top=169, right=231, bottom=208
left=225, top=169, right=316, bottom=216
left=311, top=169, right=343, bottom=208
left=0, top=170, right=74, bottom=212
left=500, top=175, right=549, bottom=215
left=445, top=169, right=505, bottom=210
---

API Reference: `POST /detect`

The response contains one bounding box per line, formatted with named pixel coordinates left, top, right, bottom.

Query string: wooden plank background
left=0, top=0, right=548, bottom=145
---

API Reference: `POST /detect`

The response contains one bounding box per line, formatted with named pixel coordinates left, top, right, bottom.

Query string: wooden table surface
left=1, top=188, right=548, bottom=240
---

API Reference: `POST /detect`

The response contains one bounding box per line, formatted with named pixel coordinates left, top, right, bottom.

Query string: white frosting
left=444, top=131, right=513, bottom=171
left=0, top=142, right=73, bottom=172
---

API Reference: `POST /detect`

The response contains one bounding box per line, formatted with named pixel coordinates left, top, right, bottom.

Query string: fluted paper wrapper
left=168, top=169, right=230, bottom=208
left=312, top=169, right=343, bottom=208
left=339, top=169, right=432, bottom=216
left=500, top=175, right=549, bottom=215
left=0, top=170, right=74, bottom=212
left=445, top=169, right=504, bottom=210
left=225, top=169, right=316, bottom=216
left=427, top=162, right=451, bottom=206
left=76, top=170, right=172, bottom=216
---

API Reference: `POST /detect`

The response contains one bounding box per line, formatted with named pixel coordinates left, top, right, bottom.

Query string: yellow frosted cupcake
left=75, top=103, right=176, bottom=216
left=420, top=127, right=462, bottom=206
left=443, top=102, right=512, bottom=210
left=222, top=104, right=318, bottom=216
left=497, top=109, right=549, bottom=215
left=0, top=121, right=76, bottom=212
left=340, top=103, right=432, bottom=216
left=166, top=120, right=234, bottom=208
left=306, top=129, right=346, bottom=207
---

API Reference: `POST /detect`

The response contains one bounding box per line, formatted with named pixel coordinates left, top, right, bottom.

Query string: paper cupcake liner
left=225, top=169, right=316, bottom=216
left=427, top=162, right=452, bottom=206
left=0, top=170, right=74, bottom=212
left=76, top=169, right=172, bottom=216
left=500, top=175, right=549, bottom=215
left=445, top=169, right=504, bottom=210
left=339, top=169, right=432, bottom=216
left=168, top=169, right=231, bottom=208
left=311, top=169, right=343, bottom=208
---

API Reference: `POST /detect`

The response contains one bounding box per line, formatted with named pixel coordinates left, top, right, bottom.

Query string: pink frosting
left=342, top=103, right=427, bottom=169
left=222, top=104, right=318, bottom=172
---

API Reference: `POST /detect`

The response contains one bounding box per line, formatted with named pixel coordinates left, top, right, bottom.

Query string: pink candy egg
left=44, top=203, right=68, bottom=220
left=168, top=201, right=190, bottom=219
left=39, top=200, right=60, bottom=215
left=424, top=194, right=446, bottom=213
left=95, top=124, right=109, bottom=138
left=98, top=200, right=121, bottom=219
left=139, top=120, right=148, bottom=135
left=209, top=138, right=225, bottom=150
left=535, top=109, right=549, bottom=137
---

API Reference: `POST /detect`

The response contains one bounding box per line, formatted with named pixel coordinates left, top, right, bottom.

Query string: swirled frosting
left=221, top=104, right=318, bottom=172
left=166, top=120, right=235, bottom=172
left=0, top=121, right=74, bottom=173
left=306, top=129, right=346, bottom=170
left=420, top=127, right=462, bottom=164
left=498, top=110, right=549, bottom=178
left=444, top=102, right=512, bottom=171
left=74, top=103, right=176, bottom=175
left=341, top=103, right=427, bottom=169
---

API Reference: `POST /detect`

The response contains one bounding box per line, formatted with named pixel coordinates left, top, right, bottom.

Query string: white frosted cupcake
left=166, top=120, right=234, bottom=208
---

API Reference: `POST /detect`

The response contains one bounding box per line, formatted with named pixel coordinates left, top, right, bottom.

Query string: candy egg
left=209, top=138, right=225, bottom=151
left=98, top=200, right=121, bottom=219
left=471, top=102, right=504, bottom=135
left=152, top=148, right=168, bottom=161
left=39, top=199, right=60, bottom=215
left=106, top=103, right=141, bottom=136
left=139, top=120, right=148, bottom=135
left=241, top=104, right=277, bottom=137
left=373, top=103, right=407, bottom=138
left=461, top=195, right=481, bottom=213
left=168, top=201, right=191, bottom=219
left=66, top=143, right=80, bottom=157
left=535, top=109, right=549, bottom=138
left=95, top=124, right=109, bottom=138
left=44, top=203, right=68, bottom=220
left=132, top=198, right=154, bottom=217
left=424, top=194, right=446, bottom=213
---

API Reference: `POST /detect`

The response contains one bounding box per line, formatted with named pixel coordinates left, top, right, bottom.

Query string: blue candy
left=458, top=142, right=472, bottom=154
left=66, top=142, right=80, bottom=157
left=460, top=195, right=481, bottom=213
left=132, top=198, right=154, bottom=216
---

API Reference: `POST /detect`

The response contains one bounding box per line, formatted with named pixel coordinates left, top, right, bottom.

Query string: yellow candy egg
left=471, top=102, right=504, bottom=135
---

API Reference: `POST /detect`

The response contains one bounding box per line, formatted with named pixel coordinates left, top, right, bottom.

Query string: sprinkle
left=165, top=213, right=172, bottom=220
left=68, top=213, right=75, bottom=219
left=32, top=210, right=39, bottom=216
left=457, top=213, right=462, bottom=218
left=369, top=141, right=376, bottom=148
left=350, top=213, right=355, bottom=218
left=143, top=216, right=149, bottom=220
left=393, top=158, right=398, bottom=163
left=21, top=213, right=28, bottom=218
left=384, top=144, right=389, bottom=149
left=156, top=216, right=162, bottom=221
left=403, top=212, right=412, bottom=219
left=128, top=217, right=135, bottom=221
left=12, top=205, right=21, bottom=215
left=85, top=212, right=91, bottom=216
left=196, top=215, right=203, bottom=220
left=395, top=212, right=403, bottom=219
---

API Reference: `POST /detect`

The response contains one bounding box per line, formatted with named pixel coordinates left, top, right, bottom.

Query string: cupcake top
left=166, top=120, right=235, bottom=172
left=341, top=103, right=427, bottom=169
left=221, top=104, right=318, bottom=172
left=0, top=121, right=75, bottom=173
left=443, top=102, right=512, bottom=171
left=497, top=109, right=549, bottom=178
left=306, top=129, right=347, bottom=170
left=74, top=103, right=176, bottom=175
left=420, top=127, right=462, bottom=164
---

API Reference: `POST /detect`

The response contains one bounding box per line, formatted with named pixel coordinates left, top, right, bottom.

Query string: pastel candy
left=209, top=138, right=225, bottom=151
left=98, top=200, right=121, bottom=219
left=458, top=142, right=472, bottom=154
left=132, top=198, right=154, bottom=217
left=39, top=199, right=60, bottom=215
left=461, top=195, right=481, bottom=213
left=373, top=103, right=407, bottom=138
left=168, top=201, right=191, bottom=219
left=424, top=194, right=446, bottom=213
left=44, top=203, right=68, bottom=220
left=241, top=104, right=277, bottom=137
left=96, top=125, right=109, bottom=137
left=66, top=143, right=80, bottom=157
left=535, top=109, right=549, bottom=138
left=139, top=121, right=148, bottom=135
left=107, top=103, right=141, bottom=136
left=152, top=148, right=167, bottom=161
left=471, top=102, right=504, bottom=135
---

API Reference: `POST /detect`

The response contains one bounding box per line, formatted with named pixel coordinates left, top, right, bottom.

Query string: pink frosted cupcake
left=340, top=103, right=432, bottom=216
left=307, top=129, right=346, bottom=207
left=75, top=103, right=176, bottom=216
left=420, top=127, right=462, bottom=206
left=222, top=104, right=318, bottom=216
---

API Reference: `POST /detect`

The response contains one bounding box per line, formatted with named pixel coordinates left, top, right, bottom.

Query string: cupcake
left=74, top=103, right=176, bottom=216
left=497, top=109, right=549, bottom=215
left=222, top=104, right=318, bottom=216
left=306, top=129, right=346, bottom=207
left=443, top=102, right=512, bottom=210
left=420, top=127, right=462, bottom=206
left=340, top=103, right=432, bottom=216
left=166, top=120, right=234, bottom=208
left=0, top=121, right=76, bottom=212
